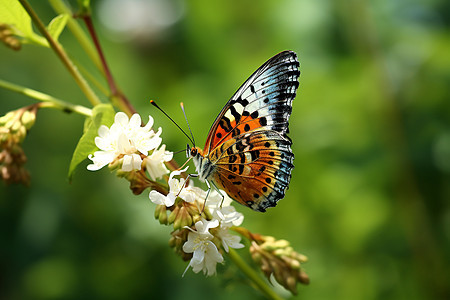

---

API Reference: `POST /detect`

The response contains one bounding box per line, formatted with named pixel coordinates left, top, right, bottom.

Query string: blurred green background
left=1, top=0, right=449, bottom=299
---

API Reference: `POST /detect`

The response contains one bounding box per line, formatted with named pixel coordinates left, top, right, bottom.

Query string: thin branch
left=0, top=79, right=92, bottom=117
left=18, top=0, right=101, bottom=107
left=81, top=15, right=137, bottom=116
left=48, top=0, right=104, bottom=74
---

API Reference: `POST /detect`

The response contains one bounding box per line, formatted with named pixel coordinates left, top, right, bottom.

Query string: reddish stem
left=82, top=15, right=137, bottom=116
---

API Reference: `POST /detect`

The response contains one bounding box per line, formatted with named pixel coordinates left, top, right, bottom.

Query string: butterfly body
left=191, top=51, right=300, bottom=212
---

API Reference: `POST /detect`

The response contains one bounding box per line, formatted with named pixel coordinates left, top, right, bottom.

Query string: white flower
left=87, top=112, right=162, bottom=172
left=149, top=167, right=201, bottom=206
left=207, top=191, right=244, bottom=227
left=182, top=219, right=223, bottom=276
left=216, top=226, right=244, bottom=252
left=203, top=190, right=244, bottom=253
left=145, top=144, right=173, bottom=180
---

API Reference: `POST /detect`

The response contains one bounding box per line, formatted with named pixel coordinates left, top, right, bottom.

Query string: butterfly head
left=186, top=144, right=203, bottom=159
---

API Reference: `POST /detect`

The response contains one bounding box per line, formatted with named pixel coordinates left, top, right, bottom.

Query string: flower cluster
left=0, top=24, right=21, bottom=51
left=87, top=112, right=245, bottom=275
left=87, top=111, right=309, bottom=294
left=87, top=112, right=172, bottom=179
left=150, top=169, right=245, bottom=276
left=247, top=233, right=310, bottom=295
left=0, top=105, right=37, bottom=185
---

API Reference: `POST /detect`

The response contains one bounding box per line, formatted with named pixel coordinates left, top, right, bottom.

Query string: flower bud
left=168, top=205, right=180, bottom=225
left=169, top=229, right=192, bottom=262
left=178, top=206, right=193, bottom=229
left=249, top=234, right=309, bottom=295
left=21, top=110, right=36, bottom=130
left=154, top=204, right=168, bottom=225
left=192, top=214, right=201, bottom=224
left=283, top=255, right=300, bottom=270
left=298, top=270, right=310, bottom=285
left=173, top=214, right=182, bottom=231
left=0, top=109, right=34, bottom=185
left=0, top=24, right=21, bottom=51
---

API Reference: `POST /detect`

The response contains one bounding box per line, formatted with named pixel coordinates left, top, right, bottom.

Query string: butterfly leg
left=210, top=180, right=226, bottom=209
left=175, top=174, right=225, bottom=212
left=180, top=173, right=208, bottom=212
left=175, top=173, right=194, bottom=198
left=197, top=179, right=224, bottom=213
left=198, top=179, right=213, bottom=213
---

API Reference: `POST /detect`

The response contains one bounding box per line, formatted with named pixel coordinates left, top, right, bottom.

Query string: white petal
left=195, top=219, right=219, bottom=235
left=219, top=230, right=244, bottom=252
left=121, top=155, right=133, bottom=171
left=114, top=112, right=129, bottom=126
left=142, top=115, right=154, bottom=131
left=163, top=151, right=173, bottom=161
left=182, top=232, right=198, bottom=253
left=146, top=153, right=170, bottom=181
left=149, top=190, right=165, bottom=205
left=131, top=153, right=143, bottom=170
left=191, top=247, right=206, bottom=265
left=94, top=136, right=114, bottom=151
left=204, top=241, right=223, bottom=276
left=117, top=133, right=133, bottom=154
left=168, top=166, right=189, bottom=181
left=136, top=135, right=161, bottom=155
left=97, top=125, right=110, bottom=138
left=165, top=193, right=176, bottom=207
left=128, top=113, right=142, bottom=129
left=87, top=151, right=115, bottom=171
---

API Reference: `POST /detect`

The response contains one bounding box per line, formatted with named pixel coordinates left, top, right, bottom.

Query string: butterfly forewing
left=199, top=50, right=300, bottom=211
left=203, top=51, right=300, bottom=155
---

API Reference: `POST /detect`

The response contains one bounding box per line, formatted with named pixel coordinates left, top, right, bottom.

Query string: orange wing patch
left=209, top=130, right=294, bottom=212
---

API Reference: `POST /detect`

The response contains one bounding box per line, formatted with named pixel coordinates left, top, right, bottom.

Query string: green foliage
left=0, top=1, right=449, bottom=300
left=0, top=0, right=68, bottom=46
left=47, top=13, right=68, bottom=41
left=0, top=0, right=47, bottom=46
left=68, top=104, right=115, bottom=180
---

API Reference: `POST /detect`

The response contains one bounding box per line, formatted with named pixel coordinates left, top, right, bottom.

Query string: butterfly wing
left=209, top=131, right=294, bottom=212
left=205, top=51, right=300, bottom=211
left=203, top=50, right=300, bottom=155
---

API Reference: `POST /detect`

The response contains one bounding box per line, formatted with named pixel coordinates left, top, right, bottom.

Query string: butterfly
left=188, top=51, right=300, bottom=212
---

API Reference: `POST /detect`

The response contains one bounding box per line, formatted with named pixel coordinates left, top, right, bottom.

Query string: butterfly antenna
left=180, top=102, right=196, bottom=147
left=172, top=148, right=187, bottom=155
left=150, top=100, right=195, bottom=146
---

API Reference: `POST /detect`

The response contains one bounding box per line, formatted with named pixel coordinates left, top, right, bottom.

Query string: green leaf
left=0, top=0, right=48, bottom=47
left=47, top=14, right=68, bottom=42
left=68, top=104, right=116, bottom=180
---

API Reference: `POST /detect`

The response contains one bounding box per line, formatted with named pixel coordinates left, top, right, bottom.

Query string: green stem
left=227, top=248, right=283, bottom=300
left=48, top=0, right=104, bottom=74
left=0, top=79, right=92, bottom=117
left=50, top=0, right=137, bottom=116
left=75, top=60, right=109, bottom=96
left=18, top=0, right=101, bottom=107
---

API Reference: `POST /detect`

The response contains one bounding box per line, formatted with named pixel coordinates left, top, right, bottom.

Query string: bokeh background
left=1, top=0, right=449, bottom=299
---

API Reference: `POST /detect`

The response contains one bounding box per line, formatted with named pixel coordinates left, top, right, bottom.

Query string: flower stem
left=18, top=0, right=101, bottom=107
left=48, top=0, right=104, bottom=74
left=81, top=14, right=137, bottom=116
left=0, top=79, right=92, bottom=117
left=49, top=0, right=137, bottom=116
left=227, top=248, right=283, bottom=300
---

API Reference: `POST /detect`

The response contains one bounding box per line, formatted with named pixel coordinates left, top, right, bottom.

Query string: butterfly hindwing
left=210, top=130, right=294, bottom=212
